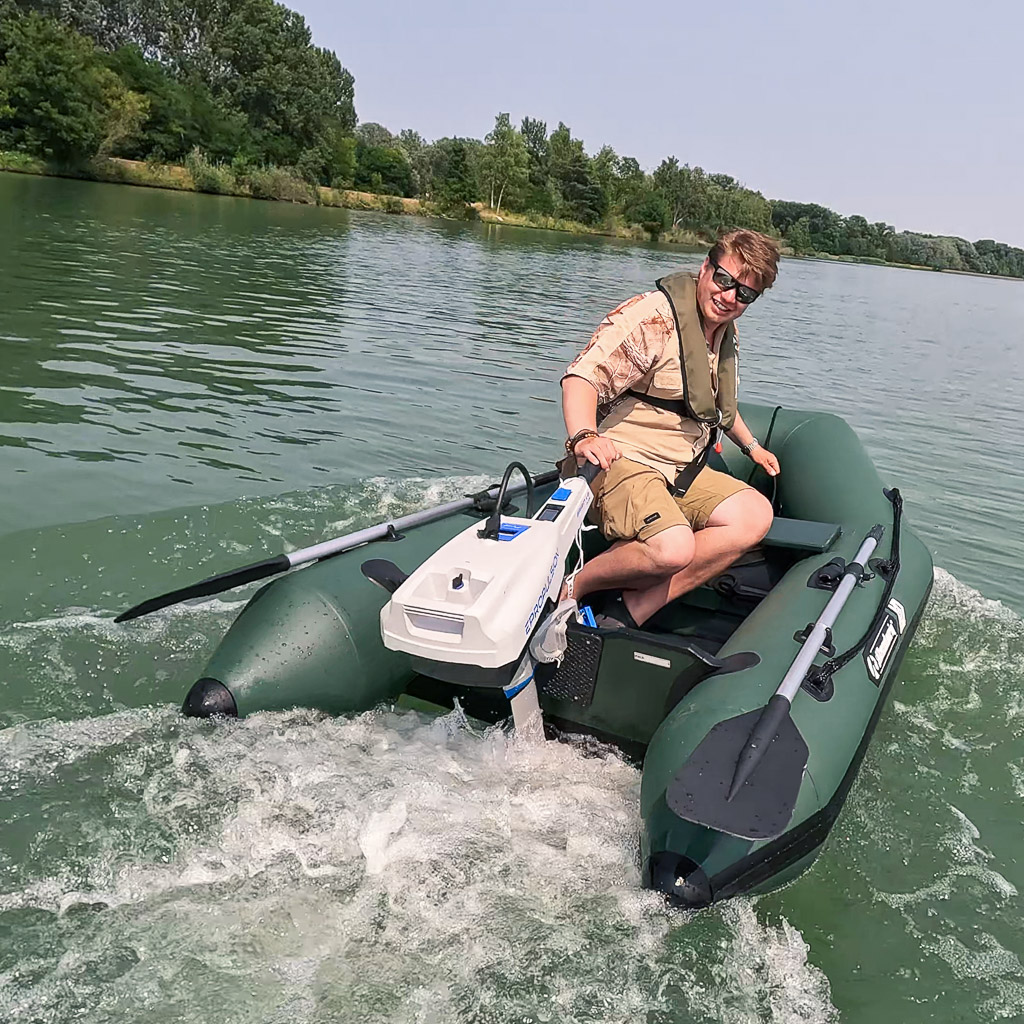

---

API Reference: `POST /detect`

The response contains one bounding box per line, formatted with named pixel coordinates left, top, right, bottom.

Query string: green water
left=1, top=173, right=1023, bottom=1022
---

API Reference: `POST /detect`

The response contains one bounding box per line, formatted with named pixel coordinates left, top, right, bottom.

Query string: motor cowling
left=380, top=478, right=592, bottom=686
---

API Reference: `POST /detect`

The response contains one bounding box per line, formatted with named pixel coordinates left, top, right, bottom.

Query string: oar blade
left=115, top=554, right=291, bottom=622
left=666, top=710, right=809, bottom=840
left=359, top=559, right=409, bottom=595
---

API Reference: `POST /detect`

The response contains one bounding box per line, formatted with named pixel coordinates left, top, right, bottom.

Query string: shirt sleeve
left=562, top=292, right=663, bottom=404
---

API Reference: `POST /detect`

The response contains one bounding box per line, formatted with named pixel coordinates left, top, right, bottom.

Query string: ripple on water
left=819, top=567, right=1024, bottom=1021
left=0, top=705, right=837, bottom=1024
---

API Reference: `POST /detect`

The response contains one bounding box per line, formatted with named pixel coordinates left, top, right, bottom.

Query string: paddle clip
left=793, top=622, right=836, bottom=657
left=807, top=556, right=874, bottom=592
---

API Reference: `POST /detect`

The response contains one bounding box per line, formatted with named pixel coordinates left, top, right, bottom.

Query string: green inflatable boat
left=118, top=403, right=933, bottom=908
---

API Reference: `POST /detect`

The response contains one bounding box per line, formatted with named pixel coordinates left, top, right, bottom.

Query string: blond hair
left=709, top=230, right=780, bottom=292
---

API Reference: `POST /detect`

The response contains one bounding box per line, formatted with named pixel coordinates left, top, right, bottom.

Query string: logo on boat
left=865, top=597, right=907, bottom=683
left=525, top=553, right=560, bottom=635
left=634, top=651, right=671, bottom=668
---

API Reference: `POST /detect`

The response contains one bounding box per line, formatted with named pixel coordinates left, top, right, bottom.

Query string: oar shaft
left=777, top=528, right=883, bottom=702
left=286, top=470, right=558, bottom=568
left=727, top=526, right=884, bottom=802
left=117, top=469, right=559, bottom=622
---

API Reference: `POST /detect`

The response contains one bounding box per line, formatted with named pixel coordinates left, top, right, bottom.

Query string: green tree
left=786, top=217, right=813, bottom=254
left=29, top=0, right=357, bottom=168
left=478, top=112, right=528, bottom=214
left=397, top=128, right=429, bottom=195
left=354, top=141, right=413, bottom=196
left=771, top=201, right=844, bottom=252
left=520, top=115, right=555, bottom=214
left=101, top=44, right=248, bottom=161
left=357, top=122, right=396, bottom=148
left=626, top=188, right=669, bottom=239
left=208, top=2, right=355, bottom=166
left=96, top=74, right=148, bottom=154
left=428, top=136, right=478, bottom=214
left=322, top=128, right=355, bottom=187
left=589, top=144, right=618, bottom=205
left=0, top=9, right=139, bottom=162
left=612, top=155, right=646, bottom=212
left=548, top=122, right=605, bottom=224
left=652, top=156, right=685, bottom=225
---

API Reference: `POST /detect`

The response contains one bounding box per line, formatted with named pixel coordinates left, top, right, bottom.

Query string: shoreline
left=2, top=154, right=1018, bottom=281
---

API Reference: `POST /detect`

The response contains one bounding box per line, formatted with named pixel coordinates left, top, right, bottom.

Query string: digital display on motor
left=536, top=504, right=564, bottom=522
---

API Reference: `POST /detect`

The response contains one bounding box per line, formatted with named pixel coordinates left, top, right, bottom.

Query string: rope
left=809, top=487, right=903, bottom=687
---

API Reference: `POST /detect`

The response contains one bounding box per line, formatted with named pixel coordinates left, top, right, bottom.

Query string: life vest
left=627, top=271, right=738, bottom=431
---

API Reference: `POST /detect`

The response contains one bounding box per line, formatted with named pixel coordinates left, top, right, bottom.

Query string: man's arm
left=726, top=411, right=780, bottom=477
left=561, top=376, right=621, bottom=470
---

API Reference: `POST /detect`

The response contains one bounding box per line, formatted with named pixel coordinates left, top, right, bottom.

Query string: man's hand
left=575, top=434, right=620, bottom=470
left=750, top=446, right=780, bottom=477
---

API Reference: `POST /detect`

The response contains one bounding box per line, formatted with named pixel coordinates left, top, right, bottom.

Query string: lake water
left=2, top=173, right=1023, bottom=1023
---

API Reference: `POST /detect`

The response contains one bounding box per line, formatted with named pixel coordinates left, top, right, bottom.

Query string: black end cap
left=644, top=852, right=713, bottom=910
left=182, top=677, right=238, bottom=718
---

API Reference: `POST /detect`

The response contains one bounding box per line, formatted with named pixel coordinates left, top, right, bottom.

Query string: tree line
left=2, top=0, right=1022, bottom=279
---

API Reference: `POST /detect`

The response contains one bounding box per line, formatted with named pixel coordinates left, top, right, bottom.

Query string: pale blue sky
left=293, top=0, right=1023, bottom=246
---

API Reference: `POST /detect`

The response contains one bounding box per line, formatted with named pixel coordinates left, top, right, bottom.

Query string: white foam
left=0, top=594, right=247, bottom=650
left=929, top=567, right=1023, bottom=629
left=874, top=803, right=1017, bottom=908
left=0, top=706, right=174, bottom=782
left=0, top=705, right=837, bottom=1023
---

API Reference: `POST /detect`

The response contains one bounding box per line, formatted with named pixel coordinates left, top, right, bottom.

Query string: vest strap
left=669, top=434, right=714, bottom=497
left=625, top=389, right=687, bottom=414
left=625, top=395, right=722, bottom=497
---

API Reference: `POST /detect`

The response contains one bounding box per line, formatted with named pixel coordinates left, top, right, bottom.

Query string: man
left=560, top=229, right=781, bottom=628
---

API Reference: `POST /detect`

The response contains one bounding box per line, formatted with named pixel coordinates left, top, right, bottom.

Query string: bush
left=185, top=146, right=235, bottom=194
left=244, top=166, right=315, bottom=203
left=0, top=149, right=46, bottom=173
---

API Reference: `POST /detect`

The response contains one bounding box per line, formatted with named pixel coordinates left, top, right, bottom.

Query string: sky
left=291, top=0, right=1023, bottom=247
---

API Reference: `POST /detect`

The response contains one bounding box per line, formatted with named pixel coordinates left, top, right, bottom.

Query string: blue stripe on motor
left=498, top=523, right=530, bottom=541
left=503, top=674, right=534, bottom=699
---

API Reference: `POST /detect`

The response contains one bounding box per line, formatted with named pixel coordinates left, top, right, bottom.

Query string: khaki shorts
left=590, top=458, right=749, bottom=542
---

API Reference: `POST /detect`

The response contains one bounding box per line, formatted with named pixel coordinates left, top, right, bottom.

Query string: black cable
left=747, top=405, right=783, bottom=513
left=478, top=462, right=534, bottom=539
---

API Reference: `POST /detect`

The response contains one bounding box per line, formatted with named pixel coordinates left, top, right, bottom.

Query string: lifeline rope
left=565, top=521, right=599, bottom=601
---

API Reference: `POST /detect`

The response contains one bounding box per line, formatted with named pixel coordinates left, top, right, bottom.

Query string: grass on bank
left=2, top=149, right=975, bottom=275
left=0, top=148, right=703, bottom=241
left=0, top=147, right=437, bottom=215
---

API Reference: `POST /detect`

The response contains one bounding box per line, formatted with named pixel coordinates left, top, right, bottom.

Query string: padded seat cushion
left=762, top=518, right=840, bottom=552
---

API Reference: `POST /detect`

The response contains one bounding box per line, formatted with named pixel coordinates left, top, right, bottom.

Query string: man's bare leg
left=559, top=525, right=696, bottom=601
left=625, top=489, right=774, bottom=625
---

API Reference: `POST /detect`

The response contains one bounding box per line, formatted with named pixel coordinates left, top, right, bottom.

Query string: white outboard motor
left=379, top=466, right=593, bottom=696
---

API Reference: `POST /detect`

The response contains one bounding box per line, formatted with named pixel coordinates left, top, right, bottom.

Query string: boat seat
left=762, top=517, right=840, bottom=553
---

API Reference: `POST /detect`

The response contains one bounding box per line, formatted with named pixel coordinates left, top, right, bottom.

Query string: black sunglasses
left=709, top=259, right=761, bottom=304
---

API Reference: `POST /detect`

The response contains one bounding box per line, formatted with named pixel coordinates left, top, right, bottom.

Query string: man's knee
left=708, top=488, right=774, bottom=545
left=644, top=525, right=696, bottom=575
left=745, top=491, right=775, bottom=543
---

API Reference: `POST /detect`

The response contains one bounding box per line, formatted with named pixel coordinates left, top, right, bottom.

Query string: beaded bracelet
left=565, top=428, right=599, bottom=454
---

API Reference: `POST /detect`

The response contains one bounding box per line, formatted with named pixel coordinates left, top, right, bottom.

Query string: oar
left=115, top=469, right=558, bottom=623
left=667, top=525, right=885, bottom=841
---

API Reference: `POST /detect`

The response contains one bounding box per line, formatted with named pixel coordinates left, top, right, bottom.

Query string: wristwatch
left=739, top=439, right=761, bottom=457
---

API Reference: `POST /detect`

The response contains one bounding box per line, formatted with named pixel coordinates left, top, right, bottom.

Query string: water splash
left=0, top=704, right=837, bottom=1023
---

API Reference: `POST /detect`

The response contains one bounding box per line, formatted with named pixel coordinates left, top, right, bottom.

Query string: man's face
left=695, top=254, right=760, bottom=329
